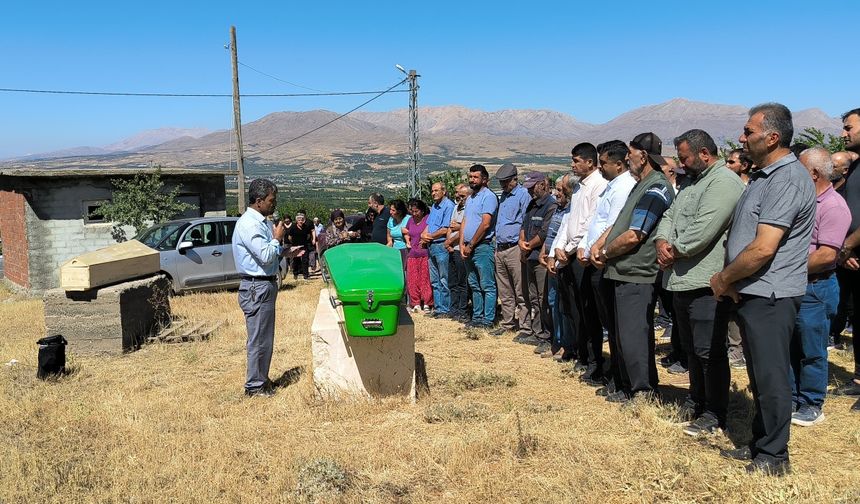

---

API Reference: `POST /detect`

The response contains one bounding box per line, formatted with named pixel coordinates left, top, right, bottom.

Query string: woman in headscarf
left=324, top=209, right=351, bottom=250
left=404, top=198, right=433, bottom=314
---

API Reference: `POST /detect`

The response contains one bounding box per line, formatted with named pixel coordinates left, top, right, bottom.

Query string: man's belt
left=497, top=242, right=518, bottom=251
left=807, top=271, right=834, bottom=283
left=241, top=275, right=277, bottom=282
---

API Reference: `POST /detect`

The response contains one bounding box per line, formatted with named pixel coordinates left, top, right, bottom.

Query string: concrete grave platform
left=311, top=288, right=416, bottom=401
left=44, top=274, right=171, bottom=355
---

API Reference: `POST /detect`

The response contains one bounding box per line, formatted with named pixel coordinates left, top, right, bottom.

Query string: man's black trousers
left=673, top=289, right=730, bottom=425
left=569, top=261, right=604, bottom=367
left=613, top=280, right=658, bottom=395
left=735, top=294, right=802, bottom=464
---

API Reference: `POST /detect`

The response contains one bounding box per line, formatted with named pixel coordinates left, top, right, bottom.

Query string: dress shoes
left=745, top=458, right=791, bottom=476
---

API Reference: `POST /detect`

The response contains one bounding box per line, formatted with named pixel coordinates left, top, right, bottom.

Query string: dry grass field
left=1, top=279, right=858, bottom=503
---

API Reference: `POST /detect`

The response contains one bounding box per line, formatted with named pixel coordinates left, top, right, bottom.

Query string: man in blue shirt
left=492, top=163, right=532, bottom=336
left=232, top=179, right=286, bottom=398
left=460, top=164, right=499, bottom=328
left=421, top=182, right=455, bottom=317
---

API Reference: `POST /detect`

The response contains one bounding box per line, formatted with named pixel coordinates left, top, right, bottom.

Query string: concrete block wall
left=19, top=174, right=226, bottom=292
left=0, top=189, right=29, bottom=288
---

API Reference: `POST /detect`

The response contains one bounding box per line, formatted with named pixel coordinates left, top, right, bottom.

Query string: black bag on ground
left=36, top=334, right=67, bottom=379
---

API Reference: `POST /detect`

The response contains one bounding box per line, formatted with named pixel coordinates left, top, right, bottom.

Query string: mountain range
left=4, top=98, right=844, bottom=170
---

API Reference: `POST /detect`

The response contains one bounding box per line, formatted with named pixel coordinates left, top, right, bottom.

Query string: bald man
left=831, top=151, right=858, bottom=192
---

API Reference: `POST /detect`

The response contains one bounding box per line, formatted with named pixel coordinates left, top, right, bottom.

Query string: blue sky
left=2, top=0, right=857, bottom=157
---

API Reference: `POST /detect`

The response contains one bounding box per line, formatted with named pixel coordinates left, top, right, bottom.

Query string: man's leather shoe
left=720, top=446, right=753, bottom=461
left=833, top=381, right=860, bottom=396
left=745, top=458, right=791, bottom=476
left=605, top=390, right=630, bottom=403
left=534, top=340, right=551, bottom=354
left=515, top=335, right=542, bottom=346
left=851, top=397, right=860, bottom=412
left=245, top=387, right=275, bottom=398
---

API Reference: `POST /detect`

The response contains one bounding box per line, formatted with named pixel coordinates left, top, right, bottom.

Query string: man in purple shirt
left=790, top=148, right=852, bottom=427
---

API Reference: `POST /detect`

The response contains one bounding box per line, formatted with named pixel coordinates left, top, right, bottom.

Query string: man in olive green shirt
left=654, top=129, right=745, bottom=435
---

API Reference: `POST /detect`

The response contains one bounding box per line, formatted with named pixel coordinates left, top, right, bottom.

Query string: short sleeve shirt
left=726, top=154, right=816, bottom=298
left=426, top=197, right=455, bottom=243
left=406, top=216, right=429, bottom=258
left=495, top=184, right=531, bottom=244
left=387, top=216, right=411, bottom=250
left=463, top=187, right=499, bottom=244
left=809, top=186, right=852, bottom=269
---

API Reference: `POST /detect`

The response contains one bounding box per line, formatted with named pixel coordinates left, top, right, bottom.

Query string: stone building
left=0, top=167, right=229, bottom=292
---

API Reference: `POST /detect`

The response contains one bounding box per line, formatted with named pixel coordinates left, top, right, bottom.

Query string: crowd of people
left=231, top=102, right=860, bottom=477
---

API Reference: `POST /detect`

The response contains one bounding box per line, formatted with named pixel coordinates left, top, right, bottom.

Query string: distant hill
left=6, top=127, right=210, bottom=162
left=4, top=99, right=842, bottom=169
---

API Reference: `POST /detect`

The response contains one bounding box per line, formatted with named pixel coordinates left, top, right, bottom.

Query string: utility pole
left=230, top=26, right=247, bottom=213
left=406, top=69, right=420, bottom=198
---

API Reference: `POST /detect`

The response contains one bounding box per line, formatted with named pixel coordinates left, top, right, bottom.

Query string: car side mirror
left=178, top=241, right=193, bottom=254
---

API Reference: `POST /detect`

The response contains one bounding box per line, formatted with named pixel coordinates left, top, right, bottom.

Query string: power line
left=251, top=78, right=407, bottom=157
left=237, top=61, right=325, bottom=93
left=0, top=87, right=407, bottom=98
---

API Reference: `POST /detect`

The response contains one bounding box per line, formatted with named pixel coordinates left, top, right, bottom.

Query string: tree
left=393, top=170, right=468, bottom=203
left=97, top=168, right=195, bottom=242
left=794, top=127, right=846, bottom=153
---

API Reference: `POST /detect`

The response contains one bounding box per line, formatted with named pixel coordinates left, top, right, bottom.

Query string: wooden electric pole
left=230, top=26, right=247, bottom=213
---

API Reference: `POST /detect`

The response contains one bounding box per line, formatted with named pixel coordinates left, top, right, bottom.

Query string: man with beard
left=714, top=103, right=816, bottom=475
left=830, top=151, right=855, bottom=193
left=833, top=108, right=860, bottom=413
left=590, top=133, right=674, bottom=404
left=460, top=164, right=499, bottom=329
left=654, top=129, right=744, bottom=436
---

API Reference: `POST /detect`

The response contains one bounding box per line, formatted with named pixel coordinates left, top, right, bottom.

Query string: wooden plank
left=196, top=321, right=224, bottom=341
left=153, top=321, right=187, bottom=341
left=178, top=321, right=206, bottom=341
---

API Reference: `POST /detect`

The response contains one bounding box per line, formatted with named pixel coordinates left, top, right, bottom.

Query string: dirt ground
left=1, top=279, right=858, bottom=503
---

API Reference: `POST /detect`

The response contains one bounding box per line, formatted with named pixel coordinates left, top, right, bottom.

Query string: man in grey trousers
left=232, top=179, right=286, bottom=397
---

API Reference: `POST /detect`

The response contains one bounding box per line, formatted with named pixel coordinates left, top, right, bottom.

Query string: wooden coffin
left=60, top=240, right=160, bottom=291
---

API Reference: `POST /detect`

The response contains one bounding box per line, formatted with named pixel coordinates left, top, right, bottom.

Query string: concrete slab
left=311, top=288, right=416, bottom=401
left=44, top=274, right=171, bottom=355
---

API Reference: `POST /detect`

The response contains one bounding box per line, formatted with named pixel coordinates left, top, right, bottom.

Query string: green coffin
left=321, top=243, right=405, bottom=337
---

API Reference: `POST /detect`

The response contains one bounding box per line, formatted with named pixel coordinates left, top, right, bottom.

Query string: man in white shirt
left=232, top=179, right=286, bottom=397
left=548, top=143, right=608, bottom=371
left=575, top=140, right=637, bottom=391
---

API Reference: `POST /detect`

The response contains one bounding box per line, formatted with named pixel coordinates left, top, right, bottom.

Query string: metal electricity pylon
left=405, top=69, right=420, bottom=198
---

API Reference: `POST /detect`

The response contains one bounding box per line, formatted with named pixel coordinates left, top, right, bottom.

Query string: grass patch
left=423, top=401, right=490, bottom=423
left=294, top=458, right=352, bottom=503
left=452, top=370, right=517, bottom=390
